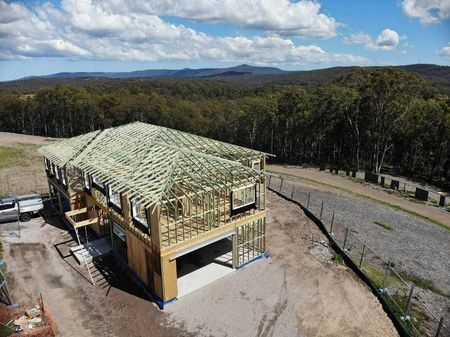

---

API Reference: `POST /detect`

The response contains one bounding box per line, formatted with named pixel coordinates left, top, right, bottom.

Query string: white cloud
left=343, top=29, right=402, bottom=51
left=375, top=29, right=400, bottom=50
left=0, top=0, right=28, bottom=23
left=343, top=33, right=372, bottom=46
left=0, top=0, right=367, bottom=66
left=439, top=44, right=450, bottom=59
left=106, top=0, right=339, bottom=39
left=402, top=0, right=450, bottom=24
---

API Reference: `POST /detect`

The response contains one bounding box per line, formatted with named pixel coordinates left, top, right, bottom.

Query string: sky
left=0, top=0, right=449, bottom=81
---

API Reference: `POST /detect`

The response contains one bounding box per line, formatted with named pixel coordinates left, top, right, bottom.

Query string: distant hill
left=19, top=64, right=284, bottom=80
left=1, top=64, right=449, bottom=93
left=210, top=64, right=450, bottom=88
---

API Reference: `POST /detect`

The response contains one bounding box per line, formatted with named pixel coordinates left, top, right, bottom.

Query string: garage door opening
left=176, top=237, right=234, bottom=298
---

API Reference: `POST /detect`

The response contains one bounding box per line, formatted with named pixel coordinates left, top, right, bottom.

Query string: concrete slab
left=177, top=261, right=235, bottom=298
left=176, top=238, right=234, bottom=298
left=71, top=237, right=111, bottom=264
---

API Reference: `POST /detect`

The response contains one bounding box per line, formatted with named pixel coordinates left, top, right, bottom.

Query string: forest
left=0, top=68, right=449, bottom=187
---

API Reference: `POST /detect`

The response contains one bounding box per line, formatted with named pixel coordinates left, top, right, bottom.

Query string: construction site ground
left=268, top=165, right=450, bottom=327
left=0, top=133, right=399, bottom=336
left=0, top=192, right=398, bottom=337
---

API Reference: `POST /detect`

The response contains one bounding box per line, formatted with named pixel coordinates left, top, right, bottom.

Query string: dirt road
left=268, top=165, right=450, bottom=229
left=0, top=193, right=398, bottom=337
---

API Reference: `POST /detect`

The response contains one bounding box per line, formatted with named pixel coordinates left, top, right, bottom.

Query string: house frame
left=39, top=122, right=268, bottom=307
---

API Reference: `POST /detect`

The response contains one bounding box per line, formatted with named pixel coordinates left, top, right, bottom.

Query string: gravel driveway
left=272, top=174, right=450, bottom=322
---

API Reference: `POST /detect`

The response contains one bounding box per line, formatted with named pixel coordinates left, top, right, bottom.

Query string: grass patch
left=361, top=263, right=430, bottom=334
left=0, top=321, right=15, bottom=336
left=374, top=221, right=393, bottom=230
left=360, top=262, right=392, bottom=288
left=331, top=254, right=345, bottom=265
left=398, top=271, right=449, bottom=298
left=389, top=293, right=430, bottom=334
left=429, top=199, right=438, bottom=205
left=0, top=147, right=25, bottom=169
left=268, top=168, right=450, bottom=232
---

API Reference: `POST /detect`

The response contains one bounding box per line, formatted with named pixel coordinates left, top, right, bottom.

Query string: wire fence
left=268, top=173, right=449, bottom=337
left=0, top=269, right=12, bottom=307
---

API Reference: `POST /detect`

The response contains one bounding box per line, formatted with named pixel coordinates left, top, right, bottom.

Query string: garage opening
left=176, top=237, right=234, bottom=298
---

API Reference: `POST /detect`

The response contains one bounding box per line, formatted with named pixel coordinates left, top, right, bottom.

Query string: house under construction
left=39, top=122, right=268, bottom=307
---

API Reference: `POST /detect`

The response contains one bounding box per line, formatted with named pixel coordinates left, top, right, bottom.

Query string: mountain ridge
left=17, top=64, right=285, bottom=81
left=2, top=64, right=449, bottom=94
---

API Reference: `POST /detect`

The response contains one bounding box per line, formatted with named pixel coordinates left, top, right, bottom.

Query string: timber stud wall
left=39, top=122, right=271, bottom=304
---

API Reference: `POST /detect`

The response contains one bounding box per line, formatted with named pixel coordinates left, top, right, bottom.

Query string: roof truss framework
left=39, top=122, right=267, bottom=208
left=39, top=130, right=101, bottom=167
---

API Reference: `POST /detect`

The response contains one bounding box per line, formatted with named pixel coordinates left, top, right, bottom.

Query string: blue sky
left=0, top=0, right=449, bottom=81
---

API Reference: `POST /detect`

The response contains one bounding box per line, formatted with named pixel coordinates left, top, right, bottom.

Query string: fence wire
left=268, top=174, right=449, bottom=337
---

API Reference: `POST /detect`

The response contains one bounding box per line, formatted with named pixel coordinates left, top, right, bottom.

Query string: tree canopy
left=0, top=68, right=449, bottom=187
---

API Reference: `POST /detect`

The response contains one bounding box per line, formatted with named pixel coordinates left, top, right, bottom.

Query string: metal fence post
left=306, top=192, right=310, bottom=210
left=342, top=227, right=349, bottom=250
left=405, top=285, right=415, bottom=315
left=16, top=212, right=21, bottom=239
left=434, top=317, right=444, bottom=337
left=291, top=184, right=294, bottom=199
left=330, top=211, right=335, bottom=233
left=319, top=201, right=323, bottom=220
left=359, top=241, right=366, bottom=268
left=279, top=177, right=284, bottom=193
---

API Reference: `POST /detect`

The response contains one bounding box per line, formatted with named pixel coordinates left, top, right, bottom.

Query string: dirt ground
left=268, top=166, right=450, bottom=329
left=0, top=132, right=55, bottom=147
left=0, top=192, right=398, bottom=337
left=0, top=132, right=53, bottom=196
left=268, top=165, right=450, bottom=229
left=1, top=214, right=186, bottom=337
left=166, top=192, right=398, bottom=337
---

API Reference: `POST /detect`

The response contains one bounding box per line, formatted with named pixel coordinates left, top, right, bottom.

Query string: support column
left=121, top=193, right=131, bottom=226
left=232, top=233, right=239, bottom=268
left=149, top=205, right=167, bottom=301
left=160, top=254, right=177, bottom=301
